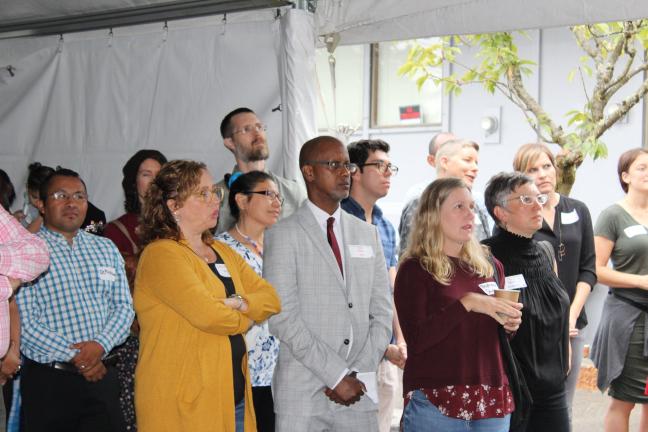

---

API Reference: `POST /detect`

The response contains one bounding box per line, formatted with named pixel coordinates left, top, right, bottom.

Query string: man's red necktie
left=327, top=217, right=343, bottom=276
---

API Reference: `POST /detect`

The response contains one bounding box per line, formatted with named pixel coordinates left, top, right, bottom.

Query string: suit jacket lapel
left=340, top=211, right=357, bottom=294
left=296, top=205, right=346, bottom=288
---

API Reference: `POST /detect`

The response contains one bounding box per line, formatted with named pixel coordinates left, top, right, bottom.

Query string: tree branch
left=506, top=65, right=565, bottom=146
left=596, top=75, right=648, bottom=138
left=605, top=41, right=636, bottom=94
left=605, top=61, right=648, bottom=101
left=602, top=23, right=631, bottom=85
left=573, top=27, right=599, bottom=60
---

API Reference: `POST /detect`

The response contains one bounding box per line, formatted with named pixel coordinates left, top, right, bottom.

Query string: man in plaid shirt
left=0, top=204, right=49, bottom=357
left=17, top=168, right=134, bottom=432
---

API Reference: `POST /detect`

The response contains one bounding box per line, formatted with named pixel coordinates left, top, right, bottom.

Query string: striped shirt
left=0, top=206, right=50, bottom=356
left=17, top=226, right=133, bottom=363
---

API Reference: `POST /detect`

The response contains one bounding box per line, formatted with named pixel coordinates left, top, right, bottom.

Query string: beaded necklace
left=235, top=224, right=263, bottom=257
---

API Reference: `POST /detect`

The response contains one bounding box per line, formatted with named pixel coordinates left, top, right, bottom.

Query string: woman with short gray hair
left=483, top=172, right=570, bottom=432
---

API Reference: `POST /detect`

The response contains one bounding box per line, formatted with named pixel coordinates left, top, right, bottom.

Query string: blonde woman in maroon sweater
left=395, top=177, right=522, bottom=432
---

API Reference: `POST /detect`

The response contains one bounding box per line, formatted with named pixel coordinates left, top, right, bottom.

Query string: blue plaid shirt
left=17, top=226, right=134, bottom=363
left=341, top=197, right=398, bottom=269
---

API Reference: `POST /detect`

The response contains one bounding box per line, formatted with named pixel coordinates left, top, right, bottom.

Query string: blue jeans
left=235, top=398, right=245, bottom=432
left=402, top=390, right=511, bottom=432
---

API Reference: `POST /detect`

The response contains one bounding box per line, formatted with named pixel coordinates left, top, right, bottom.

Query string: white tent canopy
left=315, top=0, right=648, bottom=44
left=0, top=0, right=647, bottom=219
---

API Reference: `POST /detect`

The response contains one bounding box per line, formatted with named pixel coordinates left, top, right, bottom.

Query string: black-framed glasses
left=506, top=194, right=549, bottom=206
left=305, top=160, right=358, bottom=173
left=193, top=186, right=225, bottom=203
left=360, top=161, right=399, bottom=176
left=50, top=191, right=88, bottom=202
left=246, top=190, right=284, bottom=205
left=231, top=123, right=267, bottom=136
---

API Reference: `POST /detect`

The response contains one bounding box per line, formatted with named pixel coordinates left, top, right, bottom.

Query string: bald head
left=299, top=135, right=351, bottom=213
left=299, top=136, right=344, bottom=168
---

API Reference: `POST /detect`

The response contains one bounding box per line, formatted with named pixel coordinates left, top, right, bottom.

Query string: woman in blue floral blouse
left=216, top=171, right=282, bottom=432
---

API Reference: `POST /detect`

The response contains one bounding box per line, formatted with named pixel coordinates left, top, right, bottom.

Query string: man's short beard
left=245, top=147, right=269, bottom=162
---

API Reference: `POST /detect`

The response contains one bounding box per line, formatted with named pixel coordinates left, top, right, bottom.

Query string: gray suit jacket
left=265, top=203, right=393, bottom=416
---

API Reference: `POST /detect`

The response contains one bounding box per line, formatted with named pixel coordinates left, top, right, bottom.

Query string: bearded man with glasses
left=215, top=107, right=306, bottom=233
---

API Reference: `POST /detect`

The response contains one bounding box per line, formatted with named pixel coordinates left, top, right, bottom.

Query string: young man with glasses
left=17, top=168, right=134, bottom=431
left=341, top=139, right=406, bottom=432
left=215, top=107, right=306, bottom=233
left=265, top=136, right=392, bottom=432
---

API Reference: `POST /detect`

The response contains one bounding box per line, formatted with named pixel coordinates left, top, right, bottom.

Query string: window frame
left=369, top=40, right=444, bottom=129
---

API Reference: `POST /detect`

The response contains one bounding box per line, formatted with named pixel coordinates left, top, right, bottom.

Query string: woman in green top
left=591, top=148, right=648, bottom=432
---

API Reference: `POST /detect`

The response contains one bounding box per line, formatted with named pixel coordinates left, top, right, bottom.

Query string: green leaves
left=396, top=19, right=646, bottom=191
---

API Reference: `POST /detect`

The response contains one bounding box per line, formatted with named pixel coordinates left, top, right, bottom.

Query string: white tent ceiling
left=315, top=0, right=648, bottom=44
left=2, top=0, right=648, bottom=41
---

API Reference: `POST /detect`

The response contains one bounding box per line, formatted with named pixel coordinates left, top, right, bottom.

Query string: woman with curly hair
left=134, top=160, right=281, bottom=432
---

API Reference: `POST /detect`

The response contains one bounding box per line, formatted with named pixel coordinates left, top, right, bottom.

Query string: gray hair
left=484, top=171, right=534, bottom=223
left=435, top=139, right=480, bottom=175
left=428, top=132, right=457, bottom=156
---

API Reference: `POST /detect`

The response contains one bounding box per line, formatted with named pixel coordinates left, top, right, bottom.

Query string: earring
left=173, top=211, right=180, bottom=223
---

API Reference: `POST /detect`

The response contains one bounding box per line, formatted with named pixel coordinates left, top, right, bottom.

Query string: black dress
left=483, top=229, right=570, bottom=432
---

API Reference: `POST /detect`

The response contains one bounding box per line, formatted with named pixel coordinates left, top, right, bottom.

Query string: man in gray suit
left=265, top=136, right=393, bottom=431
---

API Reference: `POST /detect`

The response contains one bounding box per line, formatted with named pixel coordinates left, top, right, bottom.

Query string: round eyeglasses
left=506, top=194, right=549, bottom=206
left=231, top=123, right=267, bottom=136
left=193, top=186, right=225, bottom=203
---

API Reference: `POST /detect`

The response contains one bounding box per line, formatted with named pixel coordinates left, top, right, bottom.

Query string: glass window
left=372, top=38, right=443, bottom=128
left=316, top=44, right=365, bottom=132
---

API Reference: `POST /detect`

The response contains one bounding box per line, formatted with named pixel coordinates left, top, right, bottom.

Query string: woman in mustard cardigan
left=134, top=160, right=281, bottom=432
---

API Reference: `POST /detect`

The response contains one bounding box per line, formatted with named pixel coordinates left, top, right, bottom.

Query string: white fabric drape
left=0, top=11, right=310, bottom=219
left=277, top=9, right=317, bottom=180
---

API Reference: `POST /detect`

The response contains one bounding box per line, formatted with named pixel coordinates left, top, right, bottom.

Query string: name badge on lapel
left=215, top=264, right=231, bottom=278
left=505, top=274, right=527, bottom=289
left=348, top=245, right=374, bottom=258
left=98, top=266, right=117, bottom=282
left=561, top=209, right=579, bottom=225
left=478, top=282, right=498, bottom=295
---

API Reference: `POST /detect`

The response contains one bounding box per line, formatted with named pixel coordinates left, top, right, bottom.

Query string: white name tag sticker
left=478, top=282, right=498, bottom=296
left=348, top=245, right=374, bottom=258
left=505, top=274, right=527, bottom=290
left=561, top=210, right=579, bottom=225
left=624, top=225, right=648, bottom=238
left=215, top=263, right=231, bottom=278
left=98, top=266, right=117, bottom=282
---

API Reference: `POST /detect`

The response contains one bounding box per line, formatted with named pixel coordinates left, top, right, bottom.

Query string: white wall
left=367, top=27, right=645, bottom=345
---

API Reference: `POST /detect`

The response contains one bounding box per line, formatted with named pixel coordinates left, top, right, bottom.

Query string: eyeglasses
left=506, top=194, right=549, bottom=206
left=231, top=123, right=267, bottom=136
left=305, top=160, right=359, bottom=173
left=50, top=191, right=88, bottom=202
left=193, top=186, right=225, bottom=203
left=360, top=161, right=399, bottom=176
left=246, top=190, right=284, bottom=206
